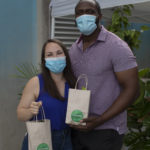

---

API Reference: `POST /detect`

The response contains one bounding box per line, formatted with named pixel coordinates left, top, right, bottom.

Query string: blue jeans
left=52, top=128, right=72, bottom=150
left=21, top=133, right=28, bottom=150
left=21, top=128, right=72, bottom=150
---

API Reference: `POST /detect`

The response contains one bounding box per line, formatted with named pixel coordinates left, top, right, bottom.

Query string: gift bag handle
left=35, top=105, right=46, bottom=122
left=75, top=74, right=88, bottom=89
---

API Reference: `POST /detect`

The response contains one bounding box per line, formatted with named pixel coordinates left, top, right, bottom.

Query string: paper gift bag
left=26, top=106, right=52, bottom=150
left=66, top=74, right=91, bottom=125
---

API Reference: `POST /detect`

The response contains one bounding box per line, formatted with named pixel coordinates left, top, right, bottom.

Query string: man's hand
left=70, top=115, right=103, bottom=131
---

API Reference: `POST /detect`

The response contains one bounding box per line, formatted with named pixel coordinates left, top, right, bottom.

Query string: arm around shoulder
left=17, top=76, right=40, bottom=121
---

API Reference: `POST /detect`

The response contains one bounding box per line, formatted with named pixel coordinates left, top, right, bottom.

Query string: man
left=69, top=0, right=139, bottom=150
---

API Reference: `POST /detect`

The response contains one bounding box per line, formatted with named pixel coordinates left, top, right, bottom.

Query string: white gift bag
left=26, top=106, right=53, bottom=150
left=66, top=74, right=91, bottom=125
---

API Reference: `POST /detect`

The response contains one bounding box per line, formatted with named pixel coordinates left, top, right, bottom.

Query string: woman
left=17, top=39, right=76, bottom=150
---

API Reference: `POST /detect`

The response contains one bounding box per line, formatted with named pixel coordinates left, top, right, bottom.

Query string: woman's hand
left=29, top=101, right=42, bottom=115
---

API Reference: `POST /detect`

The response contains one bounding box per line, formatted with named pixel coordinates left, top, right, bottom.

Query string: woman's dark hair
left=41, top=39, right=76, bottom=100
left=75, top=0, right=101, bottom=15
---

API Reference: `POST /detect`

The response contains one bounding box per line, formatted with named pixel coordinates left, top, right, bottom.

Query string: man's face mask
left=76, top=14, right=97, bottom=36
left=45, top=56, right=66, bottom=74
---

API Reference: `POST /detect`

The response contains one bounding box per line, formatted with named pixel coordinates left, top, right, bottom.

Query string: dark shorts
left=71, top=129, right=124, bottom=150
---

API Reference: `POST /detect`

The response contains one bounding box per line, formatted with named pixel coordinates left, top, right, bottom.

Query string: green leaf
left=129, top=4, right=134, bottom=9
left=138, top=68, right=150, bottom=78
left=124, top=131, right=140, bottom=146
left=141, top=25, right=150, bottom=31
left=133, top=80, right=145, bottom=105
left=15, top=63, right=40, bottom=80
left=143, top=116, right=150, bottom=126
left=123, top=6, right=131, bottom=16
left=13, top=63, right=40, bottom=98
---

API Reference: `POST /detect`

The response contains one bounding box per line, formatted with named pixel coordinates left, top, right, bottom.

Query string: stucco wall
left=0, top=0, right=50, bottom=149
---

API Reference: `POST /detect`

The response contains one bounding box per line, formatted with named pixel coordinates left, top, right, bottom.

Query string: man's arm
left=99, top=67, right=139, bottom=122
left=70, top=67, right=139, bottom=131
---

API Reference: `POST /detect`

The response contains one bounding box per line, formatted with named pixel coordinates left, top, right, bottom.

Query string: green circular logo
left=37, top=143, right=49, bottom=150
left=71, top=110, right=83, bottom=122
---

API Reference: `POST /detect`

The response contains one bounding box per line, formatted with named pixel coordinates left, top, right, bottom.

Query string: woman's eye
left=57, top=51, right=63, bottom=55
left=46, top=53, right=53, bottom=57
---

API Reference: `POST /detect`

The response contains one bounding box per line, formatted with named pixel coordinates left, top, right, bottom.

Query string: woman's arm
left=17, top=76, right=42, bottom=121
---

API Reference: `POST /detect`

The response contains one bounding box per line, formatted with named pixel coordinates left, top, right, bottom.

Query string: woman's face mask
left=45, top=56, right=66, bottom=74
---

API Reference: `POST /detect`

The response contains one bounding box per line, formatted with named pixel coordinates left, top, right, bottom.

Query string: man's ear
left=96, top=14, right=102, bottom=24
left=99, top=14, right=102, bottom=20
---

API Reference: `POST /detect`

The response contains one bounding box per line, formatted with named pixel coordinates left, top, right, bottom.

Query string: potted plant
left=124, top=68, right=150, bottom=150
left=107, top=5, right=150, bottom=150
left=14, top=63, right=40, bottom=97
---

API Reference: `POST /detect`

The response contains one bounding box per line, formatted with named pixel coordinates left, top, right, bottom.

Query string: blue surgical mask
left=45, top=56, right=66, bottom=74
left=76, top=14, right=97, bottom=36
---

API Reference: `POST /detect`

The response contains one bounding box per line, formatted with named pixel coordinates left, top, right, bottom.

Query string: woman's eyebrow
left=57, top=49, right=63, bottom=52
left=47, top=51, right=52, bottom=53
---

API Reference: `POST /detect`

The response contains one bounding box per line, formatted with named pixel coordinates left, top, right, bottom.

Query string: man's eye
left=86, top=9, right=96, bottom=14
left=76, top=10, right=84, bottom=16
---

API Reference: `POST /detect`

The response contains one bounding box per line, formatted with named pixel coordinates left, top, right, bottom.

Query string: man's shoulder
left=70, top=41, right=77, bottom=50
left=104, top=32, right=130, bottom=53
left=106, top=29, right=128, bottom=47
left=99, top=26, right=127, bottom=48
left=69, top=39, right=79, bottom=53
left=99, top=27, right=133, bottom=60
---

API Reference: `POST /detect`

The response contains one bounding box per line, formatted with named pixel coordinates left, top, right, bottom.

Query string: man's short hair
left=75, top=0, right=101, bottom=15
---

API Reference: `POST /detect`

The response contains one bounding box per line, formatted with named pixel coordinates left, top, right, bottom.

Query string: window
left=50, top=15, right=80, bottom=49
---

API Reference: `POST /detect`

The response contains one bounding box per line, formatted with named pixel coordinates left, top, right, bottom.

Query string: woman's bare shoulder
left=22, top=76, right=39, bottom=97
left=26, top=76, right=39, bottom=87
